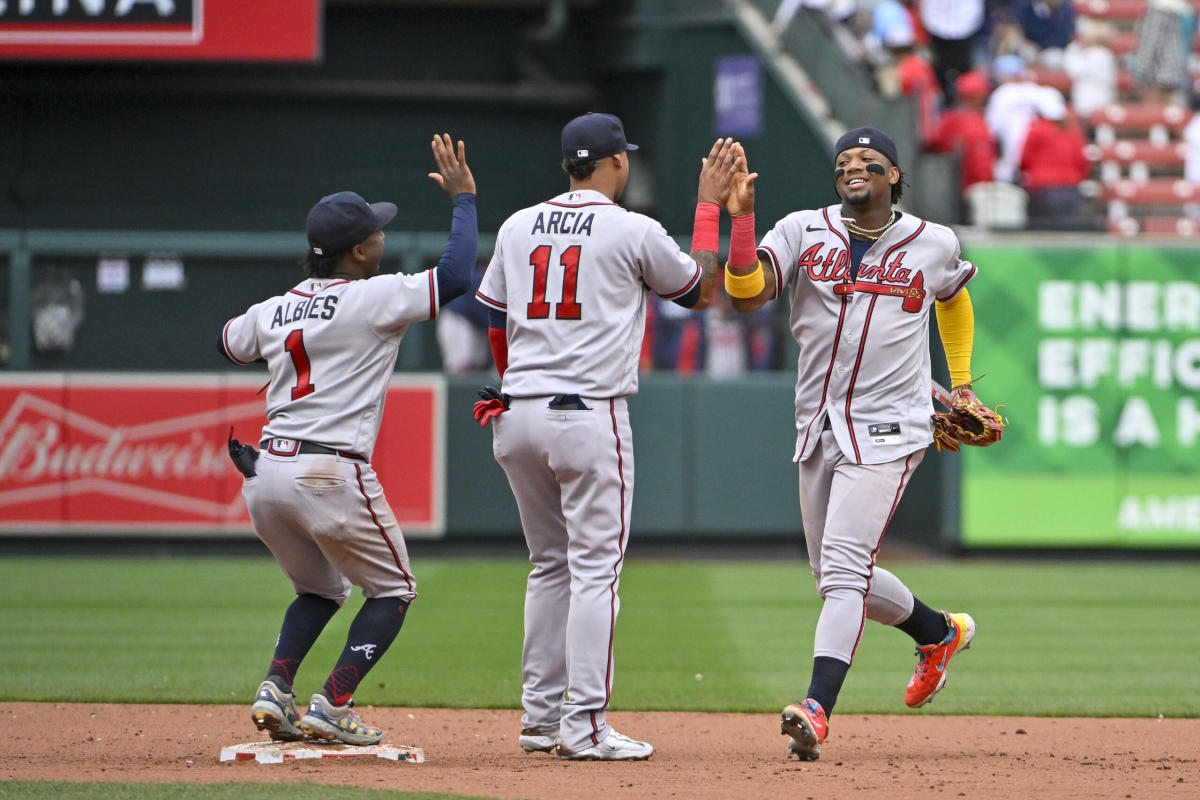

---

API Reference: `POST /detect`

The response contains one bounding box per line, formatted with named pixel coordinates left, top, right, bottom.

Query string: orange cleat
left=780, top=698, right=828, bottom=761
left=905, top=611, right=976, bottom=708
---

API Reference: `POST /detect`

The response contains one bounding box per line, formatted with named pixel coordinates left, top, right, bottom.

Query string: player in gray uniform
left=475, top=114, right=739, bottom=760
left=722, top=128, right=979, bottom=760
left=219, top=134, right=477, bottom=746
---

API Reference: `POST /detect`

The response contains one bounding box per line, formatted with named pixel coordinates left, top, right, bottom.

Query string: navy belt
left=261, top=438, right=365, bottom=461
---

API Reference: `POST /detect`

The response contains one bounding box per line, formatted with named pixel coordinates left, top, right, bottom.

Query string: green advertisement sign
left=962, top=242, right=1200, bottom=548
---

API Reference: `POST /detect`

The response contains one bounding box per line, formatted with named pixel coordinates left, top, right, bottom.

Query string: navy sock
left=895, top=597, right=949, bottom=646
left=266, top=594, right=340, bottom=691
left=805, top=656, right=849, bottom=717
left=322, top=598, right=409, bottom=706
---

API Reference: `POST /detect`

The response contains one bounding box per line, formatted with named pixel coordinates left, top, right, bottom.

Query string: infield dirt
left=2, top=703, right=1197, bottom=799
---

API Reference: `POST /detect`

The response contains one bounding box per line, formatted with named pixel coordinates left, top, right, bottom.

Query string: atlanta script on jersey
left=759, top=206, right=976, bottom=465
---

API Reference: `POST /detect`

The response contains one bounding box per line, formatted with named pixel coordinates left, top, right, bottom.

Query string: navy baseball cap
left=305, top=191, right=398, bottom=256
left=835, top=126, right=899, bottom=168
left=561, top=113, right=639, bottom=160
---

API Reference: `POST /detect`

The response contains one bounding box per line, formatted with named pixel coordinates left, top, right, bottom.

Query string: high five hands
left=697, top=138, right=740, bottom=206
left=428, top=133, right=476, bottom=197
left=725, top=142, right=757, bottom=217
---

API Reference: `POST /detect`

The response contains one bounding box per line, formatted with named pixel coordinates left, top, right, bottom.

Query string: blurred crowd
left=772, top=0, right=1200, bottom=230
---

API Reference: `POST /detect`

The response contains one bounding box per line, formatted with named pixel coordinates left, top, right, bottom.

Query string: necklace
left=841, top=209, right=895, bottom=236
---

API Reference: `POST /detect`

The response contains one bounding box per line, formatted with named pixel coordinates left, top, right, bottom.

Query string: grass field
left=1, top=556, right=1197, bottom=718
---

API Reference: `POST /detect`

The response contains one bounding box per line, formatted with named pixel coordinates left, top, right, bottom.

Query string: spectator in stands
left=1063, top=16, right=1118, bottom=120
left=771, top=0, right=871, bottom=81
left=703, top=286, right=747, bottom=378
left=986, top=54, right=1053, bottom=182
left=866, top=0, right=917, bottom=75
left=888, top=23, right=942, bottom=149
left=1132, top=0, right=1196, bottom=106
left=918, top=0, right=986, bottom=105
left=1011, top=0, right=1076, bottom=69
left=927, top=70, right=997, bottom=220
left=651, top=293, right=705, bottom=373
left=1018, top=89, right=1091, bottom=229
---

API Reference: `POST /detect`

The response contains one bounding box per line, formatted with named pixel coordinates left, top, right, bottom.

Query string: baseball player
left=219, top=134, right=477, bottom=746
left=721, top=127, right=981, bottom=760
left=474, top=114, right=739, bottom=760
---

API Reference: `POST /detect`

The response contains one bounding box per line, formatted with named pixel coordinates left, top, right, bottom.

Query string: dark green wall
left=446, top=374, right=960, bottom=548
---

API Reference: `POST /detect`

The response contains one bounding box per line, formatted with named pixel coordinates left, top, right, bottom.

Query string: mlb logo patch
left=858, top=137, right=870, bottom=144
left=577, top=149, right=589, bottom=157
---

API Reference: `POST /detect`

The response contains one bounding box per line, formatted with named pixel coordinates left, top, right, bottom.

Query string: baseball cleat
left=299, top=693, right=384, bottom=745
left=781, top=698, right=828, bottom=761
left=558, top=729, right=654, bottom=761
left=519, top=724, right=560, bottom=754
left=250, top=680, right=307, bottom=742
left=905, top=611, right=976, bottom=708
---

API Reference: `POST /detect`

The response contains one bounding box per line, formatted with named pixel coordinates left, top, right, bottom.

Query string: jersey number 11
left=527, top=244, right=583, bottom=320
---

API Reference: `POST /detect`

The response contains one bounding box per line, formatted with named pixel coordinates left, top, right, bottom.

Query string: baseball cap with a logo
left=305, top=191, right=398, bottom=256
left=834, top=126, right=899, bottom=168
left=561, top=113, right=640, bottom=161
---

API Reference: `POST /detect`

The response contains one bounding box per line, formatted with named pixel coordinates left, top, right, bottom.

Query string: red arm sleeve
left=488, top=325, right=508, bottom=378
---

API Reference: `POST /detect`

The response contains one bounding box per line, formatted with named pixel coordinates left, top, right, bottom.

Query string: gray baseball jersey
left=476, top=187, right=700, bottom=754
left=758, top=206, right=976, bottom=466
left=221, top=271, right=438, bottom=602
left=476, top=189, right=700, bottom=397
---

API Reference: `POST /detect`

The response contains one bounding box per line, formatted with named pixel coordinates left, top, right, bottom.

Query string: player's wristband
left=692, top=202, right=720, bottom=252
left=729, top=212, right=756, bottom=269
left=725, top=261, right=766, bottom=299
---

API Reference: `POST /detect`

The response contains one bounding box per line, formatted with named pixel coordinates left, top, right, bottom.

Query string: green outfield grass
left=0, top=557, right=1197, bottom=717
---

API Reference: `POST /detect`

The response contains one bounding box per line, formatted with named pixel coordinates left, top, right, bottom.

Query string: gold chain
left=841, top=209, right=895, bottom=236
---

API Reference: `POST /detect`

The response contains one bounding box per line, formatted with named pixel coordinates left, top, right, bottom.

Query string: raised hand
left=697, top=138, right=738, bottom=205
left=428, top=133, right=476, bottom=197
left=725, top=142, right=758, bottom=217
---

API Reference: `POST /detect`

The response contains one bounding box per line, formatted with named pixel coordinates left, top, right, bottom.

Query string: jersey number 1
left=527, top=244, right=582, bottom=320
left=284, top=329, right=316, bottom=400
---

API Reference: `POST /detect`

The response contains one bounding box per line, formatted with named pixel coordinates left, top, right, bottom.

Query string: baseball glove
left=931, top=381, right=1006, bottom=453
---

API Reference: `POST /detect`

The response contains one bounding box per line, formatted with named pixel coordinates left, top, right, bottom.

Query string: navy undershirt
left=847, top=234, right=873, bottom=282
left=434, top=193, right=479, bottom=306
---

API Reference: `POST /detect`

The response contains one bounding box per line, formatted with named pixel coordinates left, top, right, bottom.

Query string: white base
left=220, top=740, right=425, bottom=764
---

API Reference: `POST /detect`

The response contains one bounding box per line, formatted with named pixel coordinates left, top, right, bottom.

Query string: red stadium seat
left=1031, top=67, right=1070, bottom=93
left=1073, top=0, right=1151, bottom=22
left=1086, top=140, right=1187, bottom=167
left=1107, top=216, right=1200, bottom=236
left=1108, top=30, right=1137, bottom=56
left=1098, top=178, right=1200, bottom=204
left=1088, top=103, right=1193, bottom=133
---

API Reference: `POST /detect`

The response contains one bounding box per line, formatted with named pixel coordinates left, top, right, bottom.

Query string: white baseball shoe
left=558, top=729, right=654, bottom=761
left=518, top=724, right=560, bottom=754
left=250, top=680, right=306, bottom=742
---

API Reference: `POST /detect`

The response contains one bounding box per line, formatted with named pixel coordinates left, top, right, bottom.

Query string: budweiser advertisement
left=0, top=373, right=444, bottom=537
left=0, top=0, right=320, bottom=62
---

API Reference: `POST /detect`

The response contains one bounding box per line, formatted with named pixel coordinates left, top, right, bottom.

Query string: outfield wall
left=960, top=238, right=1200, bottom=549
left=2, top=233, right=1197, bottom=550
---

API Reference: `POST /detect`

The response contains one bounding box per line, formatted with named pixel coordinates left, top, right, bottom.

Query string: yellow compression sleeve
left=935, top=287, right=974, bottom=388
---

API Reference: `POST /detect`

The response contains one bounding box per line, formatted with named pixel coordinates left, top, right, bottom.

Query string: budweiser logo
left=0, top=421, right=228, bottom=482
left=0, top=386, right=264, bottom=526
